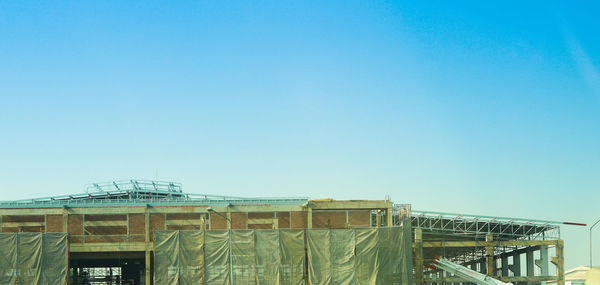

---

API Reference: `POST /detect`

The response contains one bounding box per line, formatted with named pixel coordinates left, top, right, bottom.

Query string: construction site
left=0, top=180, right=575, bottom=285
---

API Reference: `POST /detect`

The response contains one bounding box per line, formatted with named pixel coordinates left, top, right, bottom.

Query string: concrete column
left=145, top=250, right=151, bottom=285
left=386, top=207, right=393, bottom=226
left=226, top=210, right=232, bottom=229
left=73, top=267, right=79, bottom=284
left=376, top=210, right=382, bottom=227
left=414, top=228, right=424, bottom=285
left=145, top=206, right=151, bottom=285
left=307, top=207, right=312, bottom=228
left=526, top=248, right=535, bottom=276
left=485, top=234, right=495, bottom=277
left=536, top=245, right=549, bottom=283
left=501, top=255, right=509, bottom=277
left=552, top=241, right=565, bottom=285
left=510, top=251, right=521, bottom=276
left=62, top=208, right=68, bottom=232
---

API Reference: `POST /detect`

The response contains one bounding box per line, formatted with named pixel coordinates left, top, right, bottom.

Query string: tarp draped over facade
left=154, top=223, right=413, bottom=285
left=0, top=232, right=68, bottom=285
left=155, top=229, right=307, bottom=285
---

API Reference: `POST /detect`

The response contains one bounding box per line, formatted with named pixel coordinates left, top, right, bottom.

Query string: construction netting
left=0, top=232, right=68, bottom=285
left=154, top=223, right=413, bottom=284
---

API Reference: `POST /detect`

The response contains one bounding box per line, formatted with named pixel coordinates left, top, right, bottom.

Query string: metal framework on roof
left=393, top=204, right=560, bottom=241
left=392, top=204, right=564, bottom=277
left=410, top=210, right=560, bottom=241
left=0, top=180, right=309, bottom=208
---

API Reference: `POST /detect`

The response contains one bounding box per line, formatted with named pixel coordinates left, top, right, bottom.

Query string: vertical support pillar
left=470, top=262, right=477, bottom=271
left=501, top=255, right=509, bottom=277
left=486, top=234, right=495, bottom=277
left=414, top=228, right=424, bottom=285
left=536, top=245, right=549, bottom=284
left=226, top=208, right=232, bottom=229
left=480, top=260, right=487, bottom=274
left=510, top=251, right=521, bottom=277
left=307, top=207, right=312, bottom=229
left=126, top=214, right=130, bottom=241
left=73, top=267, right=79, bottom=284
left=82, top=214, right=86, bottom=244
left=62, top=208, right=68, bottom=233
left=376, top=210, right=381, bottom=228
left=526, top=248, right=535, bottom=282
left=552, top=241, right=565, bottom=285
left=386, top=206, right=393, bottom=226
left=145, top=206, right=151, bottom=285
left=145, top=250, right=151, bottom=285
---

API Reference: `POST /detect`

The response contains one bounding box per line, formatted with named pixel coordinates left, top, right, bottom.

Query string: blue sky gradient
left=1, top=1, right=599, bottom=268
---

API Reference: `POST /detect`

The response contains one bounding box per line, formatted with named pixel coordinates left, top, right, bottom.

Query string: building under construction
left=0, top=180, right=572, bottom=284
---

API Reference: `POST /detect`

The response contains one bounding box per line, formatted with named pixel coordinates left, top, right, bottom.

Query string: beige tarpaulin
left=155, top=229, right=307, bottom=285
left=154, top=224, right=413, bottom=285
left=0, top=232, right=68, bottom=285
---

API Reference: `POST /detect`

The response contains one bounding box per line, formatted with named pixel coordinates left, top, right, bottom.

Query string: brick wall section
left=2, top=215, right=44, bottom=222
left=211, top=213, right=227, bottom=230
left=291, top=211, right=307, bottom=228
left=85, top=214, right=126, bottom=221
left=348, top=210, right=371, bottom=227
left=231, top=212, right=247, bottom=229
left=248, top=224, right=273, bottom=229
left=47, top=215, right=63, bottom=232
left=166, top=213, right=201, bottom=220
left=248, top=212, right=274, bottom=219
left=150, top=213, right=165, bottom=240
left=68, top=214, right=83, bottom=243
left=313, top=211, right=347, bottom=229
left=129, top=214, right=145, bottom=235
left=277, top=212, right=290, bottom=229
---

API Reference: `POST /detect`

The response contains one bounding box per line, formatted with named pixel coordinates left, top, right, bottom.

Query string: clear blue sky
left=0, top=1, right=598, bottom=269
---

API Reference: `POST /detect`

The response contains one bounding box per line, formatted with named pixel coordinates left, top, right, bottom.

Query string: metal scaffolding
left=0, top=180, right=309, bottom=208
left=393, top=204, right=567, bottom=285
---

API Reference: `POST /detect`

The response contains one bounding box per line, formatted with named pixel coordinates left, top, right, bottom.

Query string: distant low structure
left=0, top=179, right=574, bottom=285
left=548, top=266, right=588, bottom=285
